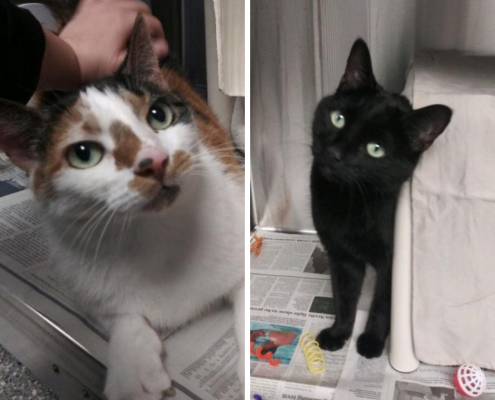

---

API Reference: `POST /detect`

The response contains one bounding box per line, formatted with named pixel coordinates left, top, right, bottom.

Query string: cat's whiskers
left=69, top=203, right=110, bottom=253
left=75, top=204, right=112, bottom=257
left=57, top=201, right=104, bottom=243
left=80, top=205, right=114, bottom=266
left=119, top=211, right=130, bottom=247
left=186, top=150, right=240, bottom=167
left=93, top=208, right=119, bottom=266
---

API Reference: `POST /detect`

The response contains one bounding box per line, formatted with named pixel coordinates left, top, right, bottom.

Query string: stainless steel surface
left=0, top=286, right=105, bottom=400
left=0, top=344, right=60, bottom=399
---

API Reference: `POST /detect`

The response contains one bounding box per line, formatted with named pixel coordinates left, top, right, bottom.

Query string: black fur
left=310, top=39, right=452, bottom=358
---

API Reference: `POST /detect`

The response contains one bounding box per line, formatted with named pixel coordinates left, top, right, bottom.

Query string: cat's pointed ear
left=120, top=13, right=164, bottom=85
left=338, top=39, right=376, bottom=91
left=402, top=105, right=452, bottom=152
left=0, top=100, right=43, bottom=171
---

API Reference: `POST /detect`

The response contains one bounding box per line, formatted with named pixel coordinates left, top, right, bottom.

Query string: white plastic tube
left=390, top=181, right=420, bottom=373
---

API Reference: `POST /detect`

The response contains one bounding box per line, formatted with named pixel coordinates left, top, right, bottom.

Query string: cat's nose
left=328, top=147, right=342, bottom=162
left=134, top=148, right=169, bottom=182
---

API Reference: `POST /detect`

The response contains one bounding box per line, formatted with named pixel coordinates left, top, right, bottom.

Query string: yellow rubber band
left=299, top=332, right=325, bottom=374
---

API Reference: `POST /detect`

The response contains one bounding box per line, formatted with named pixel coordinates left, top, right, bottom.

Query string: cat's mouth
left=144, top=185, right=180, bottom=211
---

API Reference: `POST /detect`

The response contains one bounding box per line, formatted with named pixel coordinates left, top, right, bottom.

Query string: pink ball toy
left=454, top=364, right=487, bottom=398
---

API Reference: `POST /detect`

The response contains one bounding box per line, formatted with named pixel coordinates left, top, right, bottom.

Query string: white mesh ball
left=454, top=364, right=487, bottom=398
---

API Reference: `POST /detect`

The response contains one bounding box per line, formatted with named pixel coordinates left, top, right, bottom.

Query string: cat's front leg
left=317, top=252, right=366, bottom=352
left=357, top=261, right=392, bottom=359
left=105, top=315, right=174, bottom=400
left=230, top=280, right=245, bottom=389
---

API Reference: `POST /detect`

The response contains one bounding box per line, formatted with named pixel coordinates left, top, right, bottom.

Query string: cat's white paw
left=104, top=354, right=173, bottom=400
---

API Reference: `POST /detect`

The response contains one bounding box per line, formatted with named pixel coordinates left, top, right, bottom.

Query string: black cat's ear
left=0, top=100, right=43, bottom=171
left=338, top=39, right=376, bottom=91
left=120, top=13, right=164, bottom=86
left=402, top=105, right=452, bottom=152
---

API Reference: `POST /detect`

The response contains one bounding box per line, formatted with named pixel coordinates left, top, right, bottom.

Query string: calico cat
left=311, top=39, right=452, bottom=359
left=0, top=15, right=244, bottom=400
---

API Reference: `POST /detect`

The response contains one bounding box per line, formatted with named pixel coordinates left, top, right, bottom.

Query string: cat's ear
left=338, top=39, right=376, bottom=91
left=0, top=100, right=43, bottom=171
left=402, top=105, right=452, bottom=152
left=120, top=13, right=164, bottom=86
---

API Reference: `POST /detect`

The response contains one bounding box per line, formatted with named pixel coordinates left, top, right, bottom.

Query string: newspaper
left=0, top=162, right=241, bottom=400
left=250, top=231, right=359, bottom=400
left=250, top=230, right=493, bottom=400
left=335, top=310, right=495, bottom=400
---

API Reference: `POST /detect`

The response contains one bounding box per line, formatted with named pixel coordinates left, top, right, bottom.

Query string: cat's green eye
left=330, top=111, right=345, bottom=129
left=147, top=102, right=174, bottom=130
left=67, top=142, right=104, bottom=169
left=366, top=142, right=386, bottom=158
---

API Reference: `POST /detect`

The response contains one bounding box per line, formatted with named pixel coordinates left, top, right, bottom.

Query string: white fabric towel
left=410, top=53, right=495, bottom=369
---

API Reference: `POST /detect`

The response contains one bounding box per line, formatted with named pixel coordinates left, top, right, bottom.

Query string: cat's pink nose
left=134, top=148, right=169, bottom=182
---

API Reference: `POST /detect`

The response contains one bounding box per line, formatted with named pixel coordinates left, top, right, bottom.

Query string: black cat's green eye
left=147, top=102, right=174, bottom=130
left=67, top=142, right=104, bottom=169
left=366, top=142, right=386, bottom=158
left=330, top=111, right=345, bottom=128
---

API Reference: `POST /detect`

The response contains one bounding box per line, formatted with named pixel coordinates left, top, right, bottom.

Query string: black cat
left=310, top=39, right=452, bottom=358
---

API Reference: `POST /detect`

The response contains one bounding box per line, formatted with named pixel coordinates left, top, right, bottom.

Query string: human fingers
left=143, top=14, right=165, bottom=40
left=118, top=0, right=152, bottom=15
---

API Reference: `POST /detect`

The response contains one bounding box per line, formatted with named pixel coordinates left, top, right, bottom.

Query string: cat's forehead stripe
left=121, top=91, right=149, bottom=121
left=110, top=120, right=141, bottom=169
left=64, top=101, right=84, bottom=126
left=81, top=113, right=102, bottom=135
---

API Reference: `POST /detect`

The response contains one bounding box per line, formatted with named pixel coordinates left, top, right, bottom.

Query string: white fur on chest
left=47, top=154, right=243, bottom=332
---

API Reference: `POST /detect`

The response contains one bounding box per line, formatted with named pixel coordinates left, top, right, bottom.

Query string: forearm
left=38, top=28, right=81, bottom=92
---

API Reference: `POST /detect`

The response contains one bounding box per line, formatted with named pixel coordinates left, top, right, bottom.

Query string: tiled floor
left=0, top=344, right=59, bottom=400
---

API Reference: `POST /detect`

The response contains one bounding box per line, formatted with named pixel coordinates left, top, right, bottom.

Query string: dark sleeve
left=0, top=0, right=46, bottom=104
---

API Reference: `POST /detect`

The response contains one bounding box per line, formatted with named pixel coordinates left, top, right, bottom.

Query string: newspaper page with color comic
left=0, top=158, right=241, bottom=400
left=250, top=231, right=491, bottom=400
left=250, top=231, right=377, bottom=400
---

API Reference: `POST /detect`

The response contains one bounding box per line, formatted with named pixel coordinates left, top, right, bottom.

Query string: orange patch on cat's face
left=128, top=176, right=179, bottom=211
left=161, top=68, right=243, bottom=181
left=128, top=176, right=160, bottom=199
left=111, top=120, right=142, bottom=169
left=32, top=99, right=89, bottom=199
left=121, top=92, right=149, bottom=122
left=81, top=113, right=101, bottom=135
left=166, top=150, right=192, bottom=181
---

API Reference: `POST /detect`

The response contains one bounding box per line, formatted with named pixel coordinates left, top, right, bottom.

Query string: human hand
left=59, top=0, right=168, bottom=85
